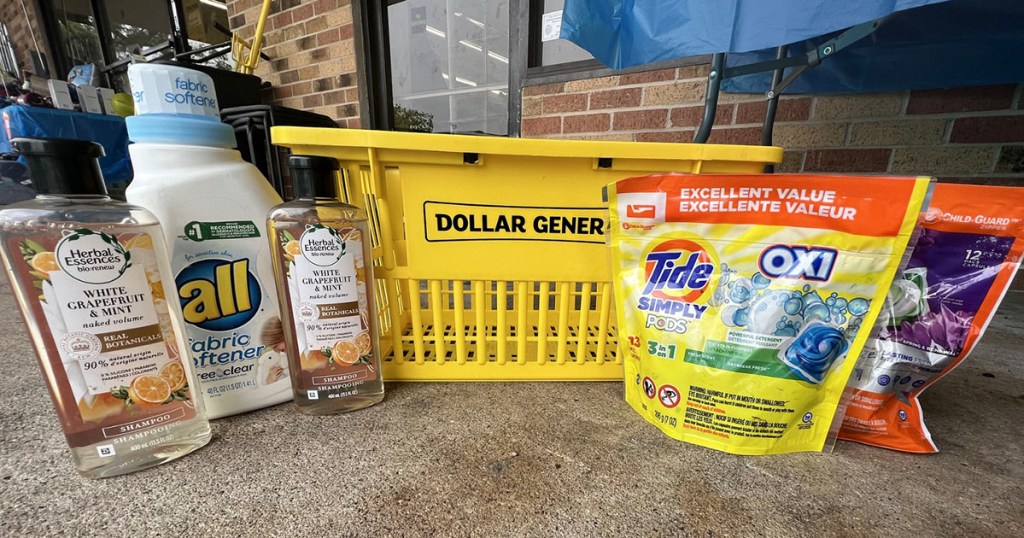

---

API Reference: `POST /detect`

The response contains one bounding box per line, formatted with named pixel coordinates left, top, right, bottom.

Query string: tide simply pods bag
left=608, top=174, right=930, bottom=455
left=841, top=184, right=1024, bottom=453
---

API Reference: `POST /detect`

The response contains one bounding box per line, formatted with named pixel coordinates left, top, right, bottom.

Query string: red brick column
left=522, top=66, right=1024, bottom=184
left=226, top=0, right=361, bottom=127
left=1, top=0, right=52, bottom=76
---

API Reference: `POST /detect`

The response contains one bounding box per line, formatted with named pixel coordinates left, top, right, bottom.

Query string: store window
left=45, top=0, right=106, bottom=68
left=101, top=0, right=172, bottom=63
left=361, top=0, right=618, bottom=134
left=180, top=0, right=233, bottom=70
left=533, top=0, right=593, bottom=67
left=38, top=0, right=230, bottom=91
left=387, top=0, right=510, bottom=135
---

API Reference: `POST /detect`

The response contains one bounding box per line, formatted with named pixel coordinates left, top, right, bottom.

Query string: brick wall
left=523, top=65, right=1024, bottom=183
left=226, top=0, right=361, bottom=127
left=1, top=0, right=51, bottom=76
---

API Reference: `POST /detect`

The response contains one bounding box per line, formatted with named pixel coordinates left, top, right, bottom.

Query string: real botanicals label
left=9, top=229, right=195, bottom=449
left=607, top=174, right=931, bottom=455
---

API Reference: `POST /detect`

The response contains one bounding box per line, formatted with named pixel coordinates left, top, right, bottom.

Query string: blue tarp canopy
left=0, top=105, right=132, bottom=184
left=561, top=0, right=1024, bottom=94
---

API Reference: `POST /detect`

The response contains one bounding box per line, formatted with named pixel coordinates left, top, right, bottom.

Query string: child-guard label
left=277, top=225, right=375, bottom=397
left=174, top=219, right=289, bottom=416
left=13, top=229, right=195, bottom=448
left=608, top=174, right=930, bottom=455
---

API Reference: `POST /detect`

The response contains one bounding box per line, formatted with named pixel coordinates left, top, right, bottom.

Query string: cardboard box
left=48, top=80, right=75, bottom=110
left=77, top=85, right=104, bottom=114
left=97, top=87, right=117, bottom=115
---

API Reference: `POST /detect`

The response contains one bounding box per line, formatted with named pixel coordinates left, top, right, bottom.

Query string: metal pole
left=353, top=0, right=395, bottom=130
left=762, top=45, right=788, bottom=172
left=167, top=0, right=191, bottom=57
left=240, top=0, right=273, bottom=74
left=507, top=0, right=531, bottom=137
left=693, top=52, right=724, bottom=143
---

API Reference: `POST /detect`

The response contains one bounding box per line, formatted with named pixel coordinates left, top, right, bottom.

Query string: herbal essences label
left=175, top=220, right=289, bottom=417
left=10, top=229, right=195, bottom=450
left=608, top=174, right=930, bottom=455
left=276, top=224, right=375, bottom=399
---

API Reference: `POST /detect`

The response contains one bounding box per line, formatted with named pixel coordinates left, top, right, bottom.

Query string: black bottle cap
left=12, top=137, right=108, bottom=196
left=289, top=155, right=339, bottom=199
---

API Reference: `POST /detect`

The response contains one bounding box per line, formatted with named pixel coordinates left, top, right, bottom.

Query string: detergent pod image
left=608, top=173, right=931, bottom=455
left=841, top=184, right=1024, bottom=453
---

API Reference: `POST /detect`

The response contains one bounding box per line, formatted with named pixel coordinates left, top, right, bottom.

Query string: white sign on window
left=541, top=10, right=563, bottom=42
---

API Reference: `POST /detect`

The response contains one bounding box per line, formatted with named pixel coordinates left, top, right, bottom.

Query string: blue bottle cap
left=127, top=114, right=237, bottom=148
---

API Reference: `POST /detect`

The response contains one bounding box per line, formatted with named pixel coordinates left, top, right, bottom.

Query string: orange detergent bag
left=840, top=184, right=1024, bottom=453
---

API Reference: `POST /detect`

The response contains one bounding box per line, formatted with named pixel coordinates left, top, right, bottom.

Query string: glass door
left=45, top=0, right=106, bottom=69
left=387, top=0, right=510, bottom=135
left=179, top=0, right=233, bottom=70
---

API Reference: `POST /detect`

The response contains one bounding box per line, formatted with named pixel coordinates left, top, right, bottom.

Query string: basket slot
left=472, top=281, right=486, bottom=365
left=536, top=282, right=550, bottom=364
left=340, top=166, right=384, bottom=253
left=336, top=168, right=353, bottom=204
left=429, top=280, right=446, bottom=363
left=516, top=282, right=529, bottom=364
left=363, top=192, right=384, bottom=250
left=576, top=282, right=592, bottom=364
left=496, top=281, right=508, bottom=365
left=376, top=259, right=400, bottom=364
left=406, top=279, right=424, bottom=364
left=595, top=283, right=613, bottom=365
left=453, top=281, right=465, bottom=364
left=556, top=282, right=571, bottom=365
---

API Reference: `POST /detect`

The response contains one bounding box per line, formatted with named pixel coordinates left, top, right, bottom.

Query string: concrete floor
left=0, top=287, right=1021, bottom=537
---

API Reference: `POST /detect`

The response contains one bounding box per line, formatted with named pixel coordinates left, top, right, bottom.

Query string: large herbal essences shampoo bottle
left=267, top=156, right=384, bottom=414
left=124, top=64, right=290, bottom=417
left=0, top=138, right=210, bottom=477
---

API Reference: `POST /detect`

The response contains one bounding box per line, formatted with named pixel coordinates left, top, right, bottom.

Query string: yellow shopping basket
left=272, top=128, right=781, bottom=381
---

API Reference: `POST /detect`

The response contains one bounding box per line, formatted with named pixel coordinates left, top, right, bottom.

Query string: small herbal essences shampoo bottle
left=124, top=64, right=290, bottom=418
left=268, top=156, right=384, bottom=414
left=0, top=138, right=210, bottom=477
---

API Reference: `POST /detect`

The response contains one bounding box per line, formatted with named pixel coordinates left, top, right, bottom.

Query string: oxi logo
left=758, top=245, right=837, bottom=282
left=641, top=239, right=715, bottom=302
left=176, top=259, right=262, bottom=331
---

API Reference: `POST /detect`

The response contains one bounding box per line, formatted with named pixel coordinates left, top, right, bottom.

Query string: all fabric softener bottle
left=124, top=64, right=291, bottom=418
left=0, top=138, right=211, bottom=477
left=267, top=156, right=384, bottom=414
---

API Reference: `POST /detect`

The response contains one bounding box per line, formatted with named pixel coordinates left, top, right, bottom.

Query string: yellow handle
left=234, top=0, right=273, bottom=74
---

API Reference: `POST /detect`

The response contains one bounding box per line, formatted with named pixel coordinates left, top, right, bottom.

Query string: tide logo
left=758, top=245, right=837, bottom=281
left=176, top=259, right=263, bottom=331
left=642, top=239, right=715, bottom=301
